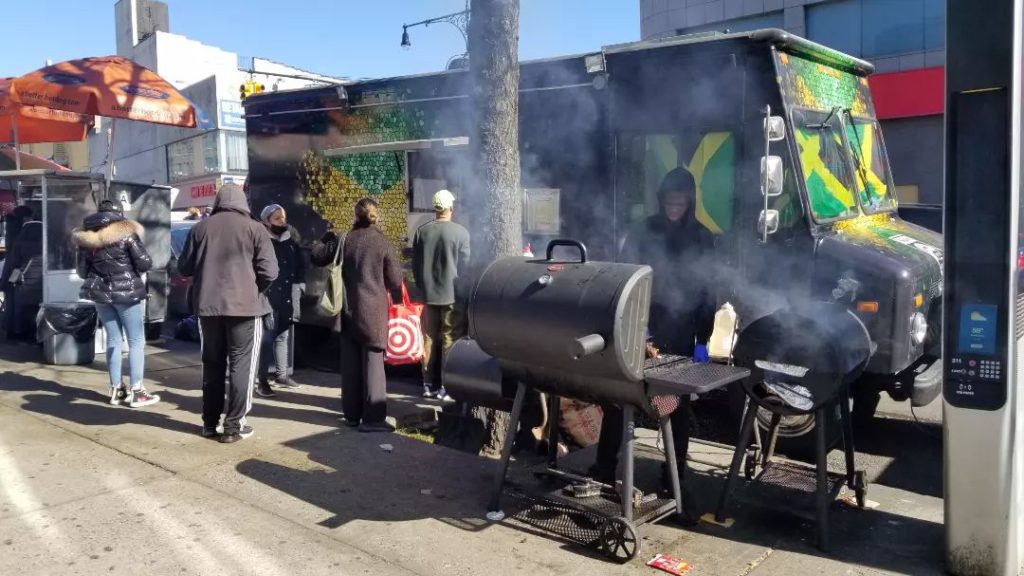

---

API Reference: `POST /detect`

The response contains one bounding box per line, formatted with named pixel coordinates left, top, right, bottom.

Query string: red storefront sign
left=189, top=182, right=217, bottom=199
left=869, top=67, right=945, bottom=120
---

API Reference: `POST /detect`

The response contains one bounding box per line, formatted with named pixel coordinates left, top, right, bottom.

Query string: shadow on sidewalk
left=236, top=428, right=499, bottom=535
left=5, top=372, right=202, bottom=436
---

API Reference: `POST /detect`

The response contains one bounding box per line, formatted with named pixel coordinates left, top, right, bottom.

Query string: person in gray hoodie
left=178, top=183, right=278, bottom=443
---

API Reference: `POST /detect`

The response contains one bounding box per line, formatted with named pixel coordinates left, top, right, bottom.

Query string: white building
left=91, top=0, right=345, bottom=210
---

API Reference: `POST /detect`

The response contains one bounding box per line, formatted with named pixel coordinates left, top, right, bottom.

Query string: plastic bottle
left=709, top=302, right=738, bottom=361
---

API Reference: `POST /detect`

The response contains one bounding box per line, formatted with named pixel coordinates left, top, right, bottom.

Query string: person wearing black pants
left=593, top=167, right=716, bottom=517
left=178, top=183, right=278, bottom=443
left=311, top=198, right=403, bottom=433
left=199, top=316, right=262, bottom=436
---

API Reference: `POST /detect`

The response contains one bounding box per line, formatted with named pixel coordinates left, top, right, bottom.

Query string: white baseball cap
left=433, top=189, right=455, bottom=211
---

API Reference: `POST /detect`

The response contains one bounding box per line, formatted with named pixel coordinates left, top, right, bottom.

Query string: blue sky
left=2, top=1, right=639, bottom=80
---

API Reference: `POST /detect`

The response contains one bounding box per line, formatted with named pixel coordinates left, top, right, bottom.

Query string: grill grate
left=737, top=461, right=847, bottom=521
left=645, top=359, right=751, bottom=395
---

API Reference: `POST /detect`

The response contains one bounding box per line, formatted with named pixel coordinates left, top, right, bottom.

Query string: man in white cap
left=413, top=189, right=470, bottom=401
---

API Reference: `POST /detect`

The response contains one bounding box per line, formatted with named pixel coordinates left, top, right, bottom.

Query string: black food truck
left=243, top=29, right=942, bottom=450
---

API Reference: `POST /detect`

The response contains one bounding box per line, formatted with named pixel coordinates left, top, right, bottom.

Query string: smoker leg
left=546, top=393, right=560, bottom=468
left=488, top=382, right=528, bottom=515
left=839, top=387, right=857, bottom=488
left=661, top=415, right=684, bottom=516
left=620, top=404, right=636, bottom=523
left=815, top=407, right=830, bottom=552
left=715, top=399, right=759, bottom=523
left=764, top=413, right=782, bottom=465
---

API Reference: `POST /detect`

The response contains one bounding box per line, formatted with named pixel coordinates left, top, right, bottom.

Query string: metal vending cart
left=0, top=170, right=172, bottom=362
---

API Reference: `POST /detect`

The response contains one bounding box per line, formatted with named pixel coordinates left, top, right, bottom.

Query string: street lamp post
left=400, top=2, right=470, bottom=68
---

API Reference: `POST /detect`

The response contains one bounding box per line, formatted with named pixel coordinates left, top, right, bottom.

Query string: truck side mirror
left=761, top=155, right=784, bottom=197
left=765, top=116, right=786, bottom=141
left=758, top=209, right=780, bottom=237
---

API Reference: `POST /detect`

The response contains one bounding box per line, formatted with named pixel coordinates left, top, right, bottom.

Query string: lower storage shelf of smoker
left=502, top=481, right=678, bottom=547
left=736, top=461, right=846, bottom=522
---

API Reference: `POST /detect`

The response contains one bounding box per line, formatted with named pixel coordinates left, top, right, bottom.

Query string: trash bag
left=175, top=315, right=200, bottom=342
left=36, top=303, right=97, bottom=343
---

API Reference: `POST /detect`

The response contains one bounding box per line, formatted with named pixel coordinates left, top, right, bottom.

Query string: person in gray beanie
left=255, top=204, right=305, bottom=397
left=178, top=183, right=278, bottom=443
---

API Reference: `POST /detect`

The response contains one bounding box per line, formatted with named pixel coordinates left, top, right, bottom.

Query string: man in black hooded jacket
left=178, top=183, right=278, bottom=443
left=592, top=167, right=716, bottom=520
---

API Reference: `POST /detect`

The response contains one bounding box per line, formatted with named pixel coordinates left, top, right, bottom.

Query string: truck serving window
left=793, top=108, right=858, bottom=221
left=844, top=116, right=897, bottom=214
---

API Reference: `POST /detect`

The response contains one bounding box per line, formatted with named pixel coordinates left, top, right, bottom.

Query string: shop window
left=862, top=0, right=925, bottom=57
left=223, top=132, right=249, bottom=172
left=167, top=132, right=219, bottom=183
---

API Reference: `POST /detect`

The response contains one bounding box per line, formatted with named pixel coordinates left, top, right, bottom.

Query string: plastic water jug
left=709, top=302, right=738, bottom=360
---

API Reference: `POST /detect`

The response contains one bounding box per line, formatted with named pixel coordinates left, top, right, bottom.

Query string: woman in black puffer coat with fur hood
left=73, top=201, right=159, bottom=408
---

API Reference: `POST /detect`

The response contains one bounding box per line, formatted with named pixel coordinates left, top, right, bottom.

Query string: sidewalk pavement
left=0, top=338, right=945, bottom=576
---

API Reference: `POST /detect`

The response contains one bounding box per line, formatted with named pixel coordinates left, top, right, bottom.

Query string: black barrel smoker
left=448, top=240, right=750, bottom=562
left=715, top=302, right=872, bottom=550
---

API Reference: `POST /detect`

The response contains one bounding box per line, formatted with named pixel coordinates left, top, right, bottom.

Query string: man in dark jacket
left=256, top=204, right=305, bottom=397
left=0, top=218, right=42, bottom=340
left=592, top=168, right=716, bottom=519
left=412, top=189, right=470, bottom=401
left=178, top=183, right=278, bottom=443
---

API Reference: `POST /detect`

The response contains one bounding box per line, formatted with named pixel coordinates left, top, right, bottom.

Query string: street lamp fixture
left=399, top=5, right=470, bottom=60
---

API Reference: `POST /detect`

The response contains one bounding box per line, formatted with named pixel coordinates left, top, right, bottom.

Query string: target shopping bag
left=385, top=283, right=425, bottom=365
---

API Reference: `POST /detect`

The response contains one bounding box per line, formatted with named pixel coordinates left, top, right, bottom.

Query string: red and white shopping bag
left=385, top=283, right=425, bottom=365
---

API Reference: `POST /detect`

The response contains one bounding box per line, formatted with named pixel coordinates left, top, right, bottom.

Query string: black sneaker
left=126, top=387, right=160, bottom=408
left=273, top=376, right=300, bottom=389
left=256, top=380, right=276, bottom=398
left=201, top=426, right=220, bottom=439
left=219, top=426, right=254, bottom=444
left=109, top=386, right=126, bottom=406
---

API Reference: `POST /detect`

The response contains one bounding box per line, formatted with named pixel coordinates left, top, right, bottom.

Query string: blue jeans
left=95, top=301, right=146, bottom=390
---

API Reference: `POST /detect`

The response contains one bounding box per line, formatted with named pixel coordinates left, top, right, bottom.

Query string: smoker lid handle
left=572, top=333, right=606, bottom=359
left=546, top=239, right=588, bottom=263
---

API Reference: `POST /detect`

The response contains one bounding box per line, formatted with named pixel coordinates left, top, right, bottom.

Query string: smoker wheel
left=853, top=470, right=868, bottom=508
left=600, top=516, right=640, bottom=563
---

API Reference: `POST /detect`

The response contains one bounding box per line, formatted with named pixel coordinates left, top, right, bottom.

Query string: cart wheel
left=600, top=516, right=640, bottom=563
left=853, top=471, right=868, bottom=508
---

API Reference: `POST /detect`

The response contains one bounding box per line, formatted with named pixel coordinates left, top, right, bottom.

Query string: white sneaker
left=126, top=386, right=160, bottom=408
left=436, top=387, right=455, bottom=403
left=422, top=384, right=437, bottom=399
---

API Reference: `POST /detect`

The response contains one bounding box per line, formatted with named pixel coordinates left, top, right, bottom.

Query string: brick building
left=640, top=0, right=945, bottom=206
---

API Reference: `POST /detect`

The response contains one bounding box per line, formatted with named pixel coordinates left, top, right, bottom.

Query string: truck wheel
left=727, top=384, right=840, bottom=461
left=144, top=322, right=163, bottom=342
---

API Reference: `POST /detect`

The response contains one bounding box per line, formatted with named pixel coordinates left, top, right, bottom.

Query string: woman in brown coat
left=313, top=198, right=403, bottom=432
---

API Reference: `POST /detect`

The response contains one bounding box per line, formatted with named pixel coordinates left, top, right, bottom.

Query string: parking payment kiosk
left=944, top=0, right=1024, bottom=574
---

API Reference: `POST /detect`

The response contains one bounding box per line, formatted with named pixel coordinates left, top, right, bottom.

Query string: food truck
left=243, top=29, right=942, bottom=449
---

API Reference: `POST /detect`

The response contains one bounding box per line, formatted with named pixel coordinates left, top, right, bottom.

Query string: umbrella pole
left=12, top=115, right=20, bottom=171
left=105, top=119, right=117, bottom=192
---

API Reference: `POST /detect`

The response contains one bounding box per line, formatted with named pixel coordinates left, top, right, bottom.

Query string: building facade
left=93, top=0, right=343, bottom=210
left=640, top=0, right=945, bottom=205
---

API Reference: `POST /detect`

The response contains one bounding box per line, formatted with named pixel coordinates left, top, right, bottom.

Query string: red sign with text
left=190, top=182, right=216, bottom=199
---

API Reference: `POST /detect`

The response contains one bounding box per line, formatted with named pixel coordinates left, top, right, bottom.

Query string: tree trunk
left=436, top=0, right=523, bottom=457
left=469, top=0, right=522, bottom=261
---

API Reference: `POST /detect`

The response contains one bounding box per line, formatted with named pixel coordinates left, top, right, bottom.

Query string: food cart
left=0, top=170, right=172, bottom=360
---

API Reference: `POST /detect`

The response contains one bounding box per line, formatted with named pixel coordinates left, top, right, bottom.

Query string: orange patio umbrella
left=10, top=56, right=208, bottom=128
left=0, top=78, right=92, bottom=169
left=11, top=56, right=211, bottom=184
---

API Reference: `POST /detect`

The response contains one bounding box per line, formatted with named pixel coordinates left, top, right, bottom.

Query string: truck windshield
left=844, top=114, right=897, bottom=214
left=793, top=108, right=859, bottom=221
